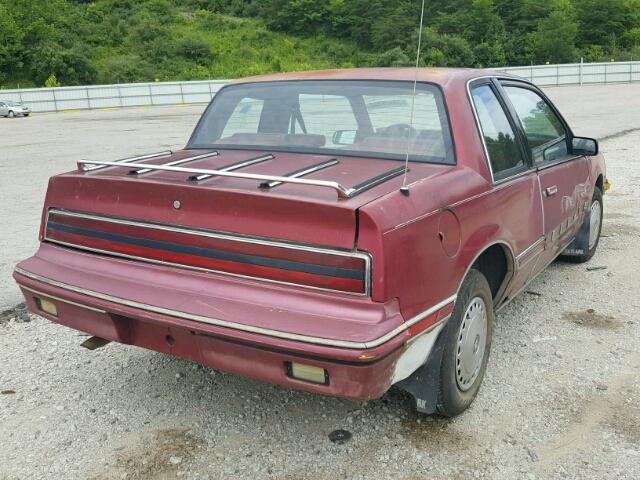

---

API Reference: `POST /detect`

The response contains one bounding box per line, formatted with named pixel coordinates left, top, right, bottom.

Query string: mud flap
left=395, top=328, right=446, bottom=415
left=562, top=208, right=590, bottom=257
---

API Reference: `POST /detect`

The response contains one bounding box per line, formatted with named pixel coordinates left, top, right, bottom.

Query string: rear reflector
left=44, top=209, right=370, bottom=295
left=288, top=362, right=328, bottom=385
left=36, top=297, right=58, bottom=316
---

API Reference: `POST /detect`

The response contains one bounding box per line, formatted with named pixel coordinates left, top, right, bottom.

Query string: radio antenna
left=400, top=0, right=427, bottom=196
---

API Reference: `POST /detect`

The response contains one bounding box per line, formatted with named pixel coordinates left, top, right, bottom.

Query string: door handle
left=545, top=186, right=558, bottom=197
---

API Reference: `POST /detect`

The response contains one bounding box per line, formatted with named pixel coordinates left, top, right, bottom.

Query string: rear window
left=189, top=80, right=455, bottom=164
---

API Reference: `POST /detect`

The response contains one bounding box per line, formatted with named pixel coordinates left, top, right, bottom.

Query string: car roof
left=233, top=67, right=523, bottom=89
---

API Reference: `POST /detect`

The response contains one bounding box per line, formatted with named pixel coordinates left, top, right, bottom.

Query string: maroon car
left=14, top=68, right=607, bottom=416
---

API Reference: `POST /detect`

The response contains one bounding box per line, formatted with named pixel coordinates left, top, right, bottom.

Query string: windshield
left=5, top=101, right=20, bottom=106
left=189, top=80, right=455, bottom=164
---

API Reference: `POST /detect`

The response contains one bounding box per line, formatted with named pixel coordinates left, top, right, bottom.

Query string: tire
left=23, top=113, right=29, bottom=117
left=436, top=269, right=494, bottom=417
left=8, top=111, right=15, bottom=118
left=561, top=187, right=603, bottom=264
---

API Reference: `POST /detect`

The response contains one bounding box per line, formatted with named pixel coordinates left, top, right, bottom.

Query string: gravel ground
left=1, top=84, right=639, bottom=480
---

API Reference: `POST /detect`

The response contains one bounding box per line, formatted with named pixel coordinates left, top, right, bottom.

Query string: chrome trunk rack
left=82, top=150, right=173, bottom=172
left=78, top=153, right=406, bottom=200
left=129, top=151, right=219, bottom=175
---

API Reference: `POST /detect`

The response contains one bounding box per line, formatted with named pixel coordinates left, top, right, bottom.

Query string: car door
left=468, top=80, right=544, bottom=299
left=0, top=102, right=8, bottom=116
left=500, top=81, right=590, bottom=271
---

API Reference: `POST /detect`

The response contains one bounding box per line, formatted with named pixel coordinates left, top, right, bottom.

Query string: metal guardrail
left=498, top=60, right=640, bottom=87
left=0, top=80, right=230, bottom=113
left=1, top=61, right=638, bottom=113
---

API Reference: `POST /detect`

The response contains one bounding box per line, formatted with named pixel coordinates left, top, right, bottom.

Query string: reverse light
left=36, top=297, right=58, bottom=316
left=288, top=362, right=328, bottom=385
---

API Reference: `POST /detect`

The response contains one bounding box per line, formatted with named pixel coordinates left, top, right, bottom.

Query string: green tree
left=473, top=42, right=507, bottom=67
left=532, top=0, right=578, bottom=63
left=466, top=0, right=506, bottom=44
left=0, top=6, right=24, bottom=82
left=266, top=0, right=330, bottom=35
left=44, top=74, right=61, bottom=87
left=575, top=0, right=633, bottom=47
left=98, top=54, right=154, bottom=84
left=420, top=28, right=475, bottom=67
left=176, top=37, right=213, bottom=63
left=375, top=47, right=411, bottom=67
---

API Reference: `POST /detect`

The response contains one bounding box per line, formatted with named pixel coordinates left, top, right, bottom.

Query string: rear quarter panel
left=358, top=75, right=543, bottom=321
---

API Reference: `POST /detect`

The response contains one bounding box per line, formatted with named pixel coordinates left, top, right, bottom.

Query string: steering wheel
left=380, top=123, right=419, bottom=138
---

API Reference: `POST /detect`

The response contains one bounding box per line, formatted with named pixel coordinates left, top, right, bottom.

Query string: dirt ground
left=1, top=83, right=639, bottom=480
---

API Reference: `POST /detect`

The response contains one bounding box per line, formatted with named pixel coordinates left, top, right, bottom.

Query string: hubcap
left=589, top=199, right=602, bottom=250
left=456, top=297, right=487, bottom=392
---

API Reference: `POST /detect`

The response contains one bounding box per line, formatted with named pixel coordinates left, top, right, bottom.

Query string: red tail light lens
left=44, top=210, right=370, bottom=295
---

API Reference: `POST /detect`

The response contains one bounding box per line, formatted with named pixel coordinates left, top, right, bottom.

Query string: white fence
left=1, top=61, right=639, bottom=113
left=499, top=60, right=640, bottom=86
left=0, top=80, right=230, bottom=113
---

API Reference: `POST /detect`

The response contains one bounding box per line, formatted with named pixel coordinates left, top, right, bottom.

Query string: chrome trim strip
left=465, top=75, right=540, bottom=186
left=348, top=167, right=406, bottom=197
left=497, top=237, right=574, bottom=313
left=405, top=315, right=451, bottom=345
left=466, top=77, right=496, bottom=183
left=404, top=295, right=457, bottom=328
left=130, top=151, right=218, bottom=175
left=189, top=154, right=274, bottom=182
left=260, top=159, right=339, bottom=189
left=19, top=285, right=107, bottom=314
left=536, top=174, right=546, bottom=236
left=45, top=209, right=372, bottom=296
left=516, top=237, right=545, bottom=268
left=78, top=160, right=353, bottom=199
left=83, top=150, right=173, bottom=172
left=14, top=266, right=456, bottom=350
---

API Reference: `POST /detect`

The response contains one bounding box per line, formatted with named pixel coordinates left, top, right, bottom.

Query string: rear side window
left=502, top=86, right=569, bottom=164
left=471, top=84, right=525, bottom=180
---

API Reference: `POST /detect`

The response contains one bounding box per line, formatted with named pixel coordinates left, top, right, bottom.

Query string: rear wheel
left=436, top=269, right=493, bottom=417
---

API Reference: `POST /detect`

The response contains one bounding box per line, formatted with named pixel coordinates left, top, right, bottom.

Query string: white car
left=0, top=100, right=30, bottom=118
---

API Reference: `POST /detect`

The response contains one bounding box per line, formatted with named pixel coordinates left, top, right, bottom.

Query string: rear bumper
left=17, top=277, right=402, bottom=401
left=13, top=244, right=421, bottom=401
left=14, top=243, right=454, bottom=401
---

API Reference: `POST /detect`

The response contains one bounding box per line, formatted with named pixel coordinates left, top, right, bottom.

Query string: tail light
left=44, top=209, right=370, bottom=295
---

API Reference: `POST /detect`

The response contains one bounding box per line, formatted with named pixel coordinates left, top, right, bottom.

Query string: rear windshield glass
left=188, top=80, right=455, bottom=164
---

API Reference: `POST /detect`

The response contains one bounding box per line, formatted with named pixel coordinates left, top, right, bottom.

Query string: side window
left=471, top=84, right=525, bottom=180
left=502, top=86, right=569, bottom=164
left=221, top=97, right=264, bottom=138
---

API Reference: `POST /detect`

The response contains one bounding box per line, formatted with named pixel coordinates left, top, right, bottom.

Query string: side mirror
left=571, top=136, right=598, bottom=156
left=332, top=129, right=357, bottom=146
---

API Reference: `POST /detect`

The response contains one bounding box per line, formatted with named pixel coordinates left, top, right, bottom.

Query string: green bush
left=1, top=0, right=640, bottom=86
